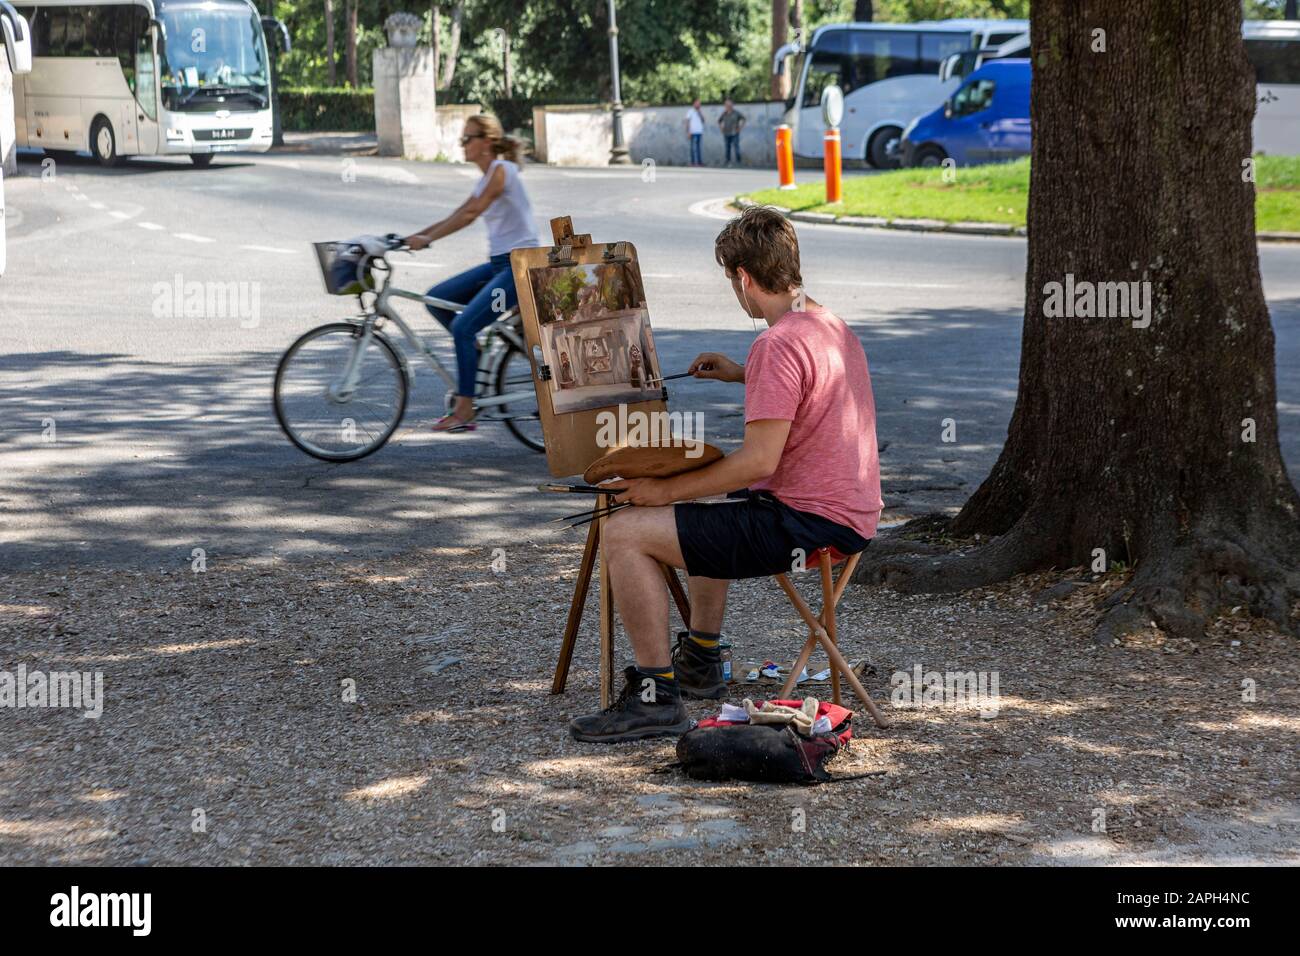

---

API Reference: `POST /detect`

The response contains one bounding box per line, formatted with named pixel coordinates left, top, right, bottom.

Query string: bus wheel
left=914, top=145, right=948, bottom=169
left=90, top=118, right=122, bottom=167
left=190, top=154, right=214, bottom=168
left=868, top=126, right=903, bottom=169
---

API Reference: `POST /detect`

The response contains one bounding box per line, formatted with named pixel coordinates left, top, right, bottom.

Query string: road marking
left=641, top=272, right=680, bottom=278
left=137, top=222, right=165, bottom=231
left=89, top=202, right=106, bottom=210
left=687, top=197, right=736, bottom=220
left=241, top=244, right=297, bottom=254
left=173, top=232, right=215, bottom=243
left=394, top=261, right=447, bottom=270
left=110, top=210, right=132, bottom=220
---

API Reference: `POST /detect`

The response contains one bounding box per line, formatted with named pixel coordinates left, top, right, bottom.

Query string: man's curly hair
left=714, top=205, right=803, bottom=293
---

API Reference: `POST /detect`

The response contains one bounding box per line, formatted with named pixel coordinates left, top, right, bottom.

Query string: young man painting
left=569, top=206, right=884, bottom=742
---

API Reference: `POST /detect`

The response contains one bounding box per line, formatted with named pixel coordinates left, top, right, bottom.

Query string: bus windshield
left=159, top=1, right=269, bottom=111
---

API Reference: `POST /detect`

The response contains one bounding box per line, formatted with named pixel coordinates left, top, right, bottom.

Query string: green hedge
left=279, top=87, right=375, bottom=132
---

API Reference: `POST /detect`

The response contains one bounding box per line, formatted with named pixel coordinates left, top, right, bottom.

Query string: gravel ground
left=1, top=545, right=1297, bottom=866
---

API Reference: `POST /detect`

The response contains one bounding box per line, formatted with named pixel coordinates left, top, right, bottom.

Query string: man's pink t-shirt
left=744, top=305, right=883, bottom=539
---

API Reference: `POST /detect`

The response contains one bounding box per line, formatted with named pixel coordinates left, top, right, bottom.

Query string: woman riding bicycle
left=403, top=113, right=540, bottom=432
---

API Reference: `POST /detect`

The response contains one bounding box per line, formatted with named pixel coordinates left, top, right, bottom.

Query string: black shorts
left=674, top=490, right=870, bottom=580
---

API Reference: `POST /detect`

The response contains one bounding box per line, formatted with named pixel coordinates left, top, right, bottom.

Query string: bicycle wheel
left=274, top=322, right=409, bottom=462
left=493, top=342, right=546, bottom=453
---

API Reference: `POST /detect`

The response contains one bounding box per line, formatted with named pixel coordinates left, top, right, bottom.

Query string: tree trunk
left=770, top=0, right=789, bottom=101
left=853, top=0, right=873, bottom=22
left=431, top=3, right=440, bottom=90
left=325, top=0, right=336, bottom=86
left=860, top=0, right=1300, bottom=642
left=502, top=28, right=512, bottom=99
left=345, top=0, right=358, bottom=88
left=442, top=1, right=464, bottom=90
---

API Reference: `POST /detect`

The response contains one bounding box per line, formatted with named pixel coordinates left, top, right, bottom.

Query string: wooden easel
left=511, top=216, right=698, bottom=706
left=550, top=493, right=692, bottom=707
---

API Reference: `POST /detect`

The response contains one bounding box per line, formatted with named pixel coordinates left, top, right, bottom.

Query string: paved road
left=3, top=149, right=1299, bottom=571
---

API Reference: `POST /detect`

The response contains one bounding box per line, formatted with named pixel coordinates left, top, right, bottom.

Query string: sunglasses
left=460, top=133, right=486, bottom=146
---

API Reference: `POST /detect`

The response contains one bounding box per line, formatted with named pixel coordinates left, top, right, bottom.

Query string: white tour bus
left=1247, top=19, right=1300, bottom=156
left=11, top=0, right=280, bottom=165
left=773, top=19, right=1028, bottom=166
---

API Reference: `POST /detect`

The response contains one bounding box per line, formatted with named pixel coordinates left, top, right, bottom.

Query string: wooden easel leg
left=661, top=564, right=692, bottom=630
left=551, top=515, right=600, bottom=695
left=598, top=494, right=615, bottom=708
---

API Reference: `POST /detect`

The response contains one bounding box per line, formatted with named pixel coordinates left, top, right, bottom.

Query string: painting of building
left=529, top=261, right=663, bottom=414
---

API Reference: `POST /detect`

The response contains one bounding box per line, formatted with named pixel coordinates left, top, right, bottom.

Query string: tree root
left=857, top=511, right=1060, bottom=594
left=859, top=513, right=1300, bottom=642
left=1095, top=527, right=1300, bottom=643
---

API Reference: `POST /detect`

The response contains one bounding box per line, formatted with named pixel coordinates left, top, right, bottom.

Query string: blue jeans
left=689, top=133, right=703, bottom=165
left=725, top=133, right=741, bottom=164
left=425, top=253, right=518, bottom=398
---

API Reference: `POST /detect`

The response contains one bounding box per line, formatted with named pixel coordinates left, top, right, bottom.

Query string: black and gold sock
left=635, top=664, right=679, bottom=701
left=687, top=629, right=722, bottom=660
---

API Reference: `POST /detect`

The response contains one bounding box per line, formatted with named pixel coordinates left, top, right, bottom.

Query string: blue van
left=899, top=59, right=1031, bottom=167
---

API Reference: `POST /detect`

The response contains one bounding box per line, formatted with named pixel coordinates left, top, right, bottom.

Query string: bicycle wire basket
left=314, top=240, right=378, bottom=296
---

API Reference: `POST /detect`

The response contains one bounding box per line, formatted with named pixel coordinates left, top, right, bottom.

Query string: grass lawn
left=743, top=155, right=1300, bottom=233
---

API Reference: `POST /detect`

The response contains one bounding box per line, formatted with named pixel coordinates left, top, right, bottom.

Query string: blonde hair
left=467, top=113, right=523, bottom=166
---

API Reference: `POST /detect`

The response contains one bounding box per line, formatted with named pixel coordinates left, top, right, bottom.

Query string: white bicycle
left=274, top=235, right=544, bottom=461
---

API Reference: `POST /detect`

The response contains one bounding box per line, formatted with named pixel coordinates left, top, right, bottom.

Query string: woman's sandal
left=432, top=414, right=477, bottom=433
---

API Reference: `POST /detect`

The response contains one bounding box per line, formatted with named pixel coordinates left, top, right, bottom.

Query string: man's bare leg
left=601, top=505, right=686, bottom=667
left=569, top=505, right=695, bottom=743
left=687, top=576, right=729, bottom=634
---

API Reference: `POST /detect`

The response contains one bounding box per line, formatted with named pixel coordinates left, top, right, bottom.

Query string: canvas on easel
left=511, top=217, right=670, bottom=477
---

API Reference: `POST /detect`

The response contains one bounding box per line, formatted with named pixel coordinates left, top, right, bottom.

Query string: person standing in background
left=719, top=99, right=746, bottom=167
left=685, top=98, right=706, bottom=167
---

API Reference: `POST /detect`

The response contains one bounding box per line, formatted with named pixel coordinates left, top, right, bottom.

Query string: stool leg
left=819, top=634, right=890, bottom=728
left=820, top=554, right=841, bottom=706
left=775, top=573, right=825, bottom=698
left=776, top=563, right=891, bottom=728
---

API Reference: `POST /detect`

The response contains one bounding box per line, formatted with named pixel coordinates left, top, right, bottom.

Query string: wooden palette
left=583, top=443, right=724, bottom=483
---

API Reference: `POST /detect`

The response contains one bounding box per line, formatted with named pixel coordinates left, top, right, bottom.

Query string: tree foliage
left=274, top=0, right=1030, bottom=107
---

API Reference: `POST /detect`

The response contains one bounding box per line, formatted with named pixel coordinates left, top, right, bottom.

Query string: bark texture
left=859, top=0, right=1300, bottom=641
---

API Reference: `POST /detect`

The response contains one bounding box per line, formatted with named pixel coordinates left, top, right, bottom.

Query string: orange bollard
left=776, top=124, right=796, bottom=190
left=823, top=127, right=842, bottom=204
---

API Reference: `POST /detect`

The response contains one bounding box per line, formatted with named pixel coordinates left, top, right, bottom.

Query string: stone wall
left=533, top=101, right=787, bottom=168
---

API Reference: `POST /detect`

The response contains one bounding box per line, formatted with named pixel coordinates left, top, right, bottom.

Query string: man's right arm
left=688, top=352, right=744, bottom=383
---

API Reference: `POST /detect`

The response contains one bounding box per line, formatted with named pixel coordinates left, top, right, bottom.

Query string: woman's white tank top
left=474, top=158, right=539, bottom=257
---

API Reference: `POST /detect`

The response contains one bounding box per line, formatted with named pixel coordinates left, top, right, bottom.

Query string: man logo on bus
left=192, top=28, right=206, bottom=54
